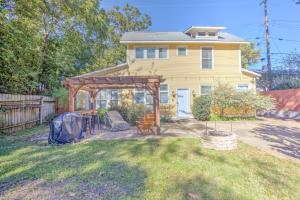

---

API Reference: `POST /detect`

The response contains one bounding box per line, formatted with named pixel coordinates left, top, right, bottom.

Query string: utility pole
left=261, top=0, right=272, bottom=89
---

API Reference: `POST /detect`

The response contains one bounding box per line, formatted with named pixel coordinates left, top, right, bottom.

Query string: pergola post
left=89, top=90, right=98, bottom=111
left=68, top=87, right=75, bottom=112
left=153, top=83, right=160, bottom=135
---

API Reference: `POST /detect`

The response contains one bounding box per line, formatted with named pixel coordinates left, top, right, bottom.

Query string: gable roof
left=120, top=31, right=248, bottom=44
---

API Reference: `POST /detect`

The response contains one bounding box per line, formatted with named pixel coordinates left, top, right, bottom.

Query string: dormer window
left=208, top=32, right=217, bottom=37
left=197, top=32, right=206, bottom=37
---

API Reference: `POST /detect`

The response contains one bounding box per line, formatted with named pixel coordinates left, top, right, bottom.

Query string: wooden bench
left=136, top=113, right=155, bottom=135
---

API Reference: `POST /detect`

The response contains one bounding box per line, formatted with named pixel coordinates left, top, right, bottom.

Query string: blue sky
left=101, top=0, right=300, bottom=70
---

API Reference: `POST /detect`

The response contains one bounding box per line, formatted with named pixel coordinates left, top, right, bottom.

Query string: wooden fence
left=0, top=94, right=55, bottom=134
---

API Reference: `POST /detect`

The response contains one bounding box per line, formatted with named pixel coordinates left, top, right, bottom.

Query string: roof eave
left=120, top=40, right=250, bottom=44
left=242, top=69, right=261, bottom=78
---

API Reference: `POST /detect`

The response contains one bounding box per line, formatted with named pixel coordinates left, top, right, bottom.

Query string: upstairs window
left=208, top=32, right=217, bottom=37
left=135, top=47, right=168, bottom=59
left=201, top=47, right=213, bottom=69
left=136, top=48, right=144, bottom=59
left=147, top=48, right=156, bottom=59
left=197, top=32, right=206, bottom=36
left=177, top=47, right=187, bottom=56
left=158, top=48, right=168, bottom=59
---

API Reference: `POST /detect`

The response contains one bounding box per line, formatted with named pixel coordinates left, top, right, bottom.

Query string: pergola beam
left=63, top=75, right=163, bottom=134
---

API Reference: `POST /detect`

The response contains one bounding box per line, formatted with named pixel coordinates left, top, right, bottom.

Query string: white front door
left=177, top=89, right=190, bottom=118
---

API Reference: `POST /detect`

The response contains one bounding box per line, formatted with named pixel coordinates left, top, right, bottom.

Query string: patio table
left=80, top=111, right=101, bottom=134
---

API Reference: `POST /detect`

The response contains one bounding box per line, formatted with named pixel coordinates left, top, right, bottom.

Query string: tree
left=84, top=3, right=152, bottom=72
left=241, top=43, right=260, bottom=69
left=0, top=1, right=151, bottom=94
left=0, top=0, right=106, bottom=94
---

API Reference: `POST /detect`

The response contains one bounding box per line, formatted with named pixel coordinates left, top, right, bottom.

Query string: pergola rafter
left=63, top=76, right=164, bottom=134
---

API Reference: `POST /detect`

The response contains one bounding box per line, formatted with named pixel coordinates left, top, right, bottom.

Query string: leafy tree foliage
left=0, top=1, right=151, bottom=94
left=241, top=43, right=260, bottom=69
left=212, top=83, right=275, bottom=117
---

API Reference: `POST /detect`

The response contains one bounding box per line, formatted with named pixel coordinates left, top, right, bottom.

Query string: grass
left=0, top=126, right=300, bottom=199
left=209, top=113, right=257, bottom=121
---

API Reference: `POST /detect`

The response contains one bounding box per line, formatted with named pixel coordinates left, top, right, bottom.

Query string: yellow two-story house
left=78, top=26, right=260, bottom=117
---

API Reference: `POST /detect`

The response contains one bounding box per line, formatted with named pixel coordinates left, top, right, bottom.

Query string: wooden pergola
left=63, top=76, right=164, bottom=134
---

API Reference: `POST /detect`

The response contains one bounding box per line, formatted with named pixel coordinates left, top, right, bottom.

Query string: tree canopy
left=240, top=43, right=261, bottom=69
left=0, top=0, right=151, bottom=94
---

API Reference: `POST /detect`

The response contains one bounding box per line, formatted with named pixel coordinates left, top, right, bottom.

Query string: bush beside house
left=192, top=83, right=275, bottom=121
left=192, top=96, right=212, bottom=120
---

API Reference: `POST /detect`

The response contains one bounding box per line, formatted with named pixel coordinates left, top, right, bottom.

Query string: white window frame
left=200, top=84, right=213, bottom=96
left=135, top=46, right=169, bottom=60
left=237, top=84, right=250, bottom=92
left=158, top=47, right=169, bottom=59
left=159, top=84, right=169, bottom=104
left=200, top=46, right=214, bottom=70
left=176, top=46, right=188, bottom=56
left=134, top=88, right=153, bottom=105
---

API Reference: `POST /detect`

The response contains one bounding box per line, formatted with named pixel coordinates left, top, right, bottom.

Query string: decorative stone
left=202, top=131, right=237, bottom=150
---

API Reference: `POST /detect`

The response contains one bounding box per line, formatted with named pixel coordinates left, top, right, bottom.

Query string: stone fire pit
left=202, top=131, right=237, bottom=150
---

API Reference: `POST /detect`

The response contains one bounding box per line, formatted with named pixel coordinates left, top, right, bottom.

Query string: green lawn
left=0, top=126, right=299, bottom=200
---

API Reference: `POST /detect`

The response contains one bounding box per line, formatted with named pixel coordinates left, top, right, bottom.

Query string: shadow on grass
left=1, top=132, right=299, bottom=200
left=0, top=140, right=147, bottom=199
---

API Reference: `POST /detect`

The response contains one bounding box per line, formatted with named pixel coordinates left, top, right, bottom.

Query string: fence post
left=39, top=97, right=44, bottom=125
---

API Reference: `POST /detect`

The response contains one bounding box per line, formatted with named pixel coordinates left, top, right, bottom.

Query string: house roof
left=74, top=63, right=129, bottom=78
left=242, top=68, right=261, bottom=78
left=120, top=31, right=248, bottom=44
left=183, top=26, right=226, bottom=33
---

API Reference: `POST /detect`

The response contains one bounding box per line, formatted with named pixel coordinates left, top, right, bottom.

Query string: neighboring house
left=76, top=26, right=260, bottom=117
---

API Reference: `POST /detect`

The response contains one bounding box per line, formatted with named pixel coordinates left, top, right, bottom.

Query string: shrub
left=127, top=104, right=146, bottom=125
left=160, top=104, right=175, bottom=122
left=211, top=83, right=276, bottom=117
left=192, top=95, right=212, bottom=121
left=97, top=108, right=108, bottom=122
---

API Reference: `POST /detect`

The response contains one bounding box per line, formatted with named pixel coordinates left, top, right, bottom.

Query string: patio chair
left=136, top=113, right=155, bottom=135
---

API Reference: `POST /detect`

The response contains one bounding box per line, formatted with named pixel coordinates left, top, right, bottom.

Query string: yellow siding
left=91, top=43, right=257, bottom=116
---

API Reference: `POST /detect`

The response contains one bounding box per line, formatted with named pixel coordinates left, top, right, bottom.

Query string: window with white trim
left=134, top=88, right=145, bottom=104
left=158, top=48, right=168, bottom=59
left=110, top=89, right=119, bottom=106
left=237, top=84, right=249, bottom=92
left=201, top=47, right=213, bottom=69
left=177, top=47, right=187, bottom=56
left=95, top=89, right=120, bottom=108
left=198, top=32, right=206, bottom=36
left=159, top=84, right=169, bottom=104
left=208, top=32, right=217, bottom=36
left=147, top=48, right=156, bottom=59
left=200, top=85, right=212, bottom=95
left=134, top=89, right=153, bottom=108
left=135, top=47, right=168, bottom=59
left=135, top=48, right=144, bottom=59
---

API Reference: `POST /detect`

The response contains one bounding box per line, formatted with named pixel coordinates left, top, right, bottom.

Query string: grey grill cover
left=48, top=112, right=83, bottom=144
